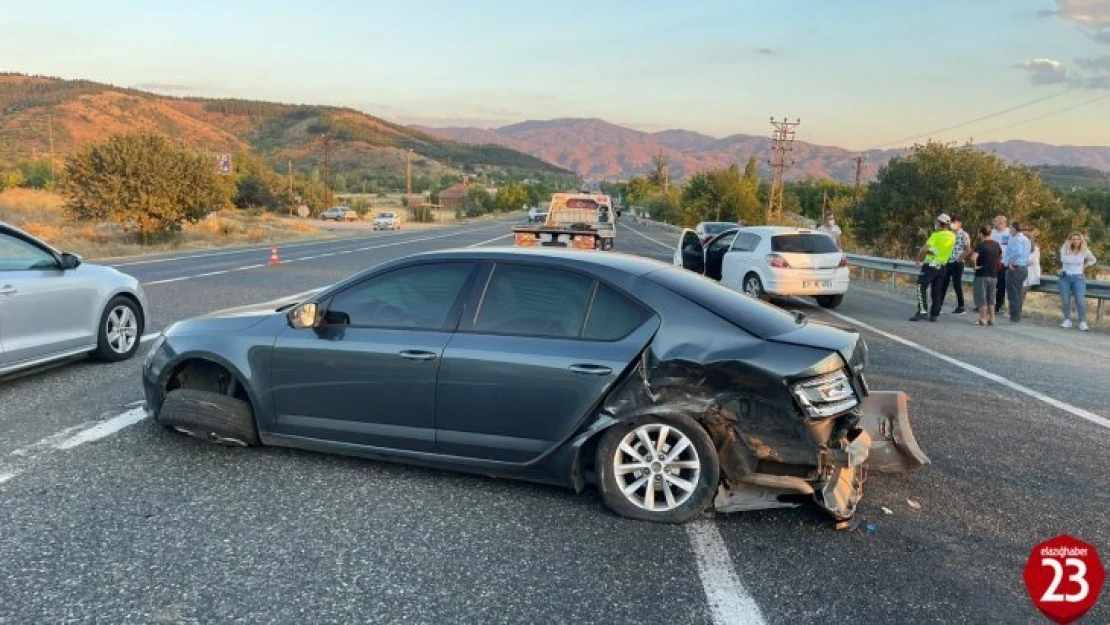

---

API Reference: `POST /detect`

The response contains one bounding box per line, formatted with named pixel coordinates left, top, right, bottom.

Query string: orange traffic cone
left=269, top=245, right=280, bottom=265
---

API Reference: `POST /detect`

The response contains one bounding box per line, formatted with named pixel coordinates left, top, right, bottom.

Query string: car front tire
left=157, top=388, right=260, bottom=447
left=595, top=415, right=719, bottom=523
left=92, top=295, right=143, bottom=362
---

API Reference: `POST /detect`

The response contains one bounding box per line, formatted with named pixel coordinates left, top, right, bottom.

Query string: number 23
left=1041, top=557, right=1090, bottom=603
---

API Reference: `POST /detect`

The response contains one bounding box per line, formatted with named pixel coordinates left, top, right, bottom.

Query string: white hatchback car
left=372, top=212, right=400, bottom=231
left=674, top=226, right=849, bottom=308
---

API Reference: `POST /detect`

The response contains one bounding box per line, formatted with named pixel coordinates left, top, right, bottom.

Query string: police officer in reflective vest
left=910, top=213, right=956, bottom=322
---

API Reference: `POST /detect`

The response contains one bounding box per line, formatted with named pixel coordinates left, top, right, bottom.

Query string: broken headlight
left=791, top=370, right=858, bottom=418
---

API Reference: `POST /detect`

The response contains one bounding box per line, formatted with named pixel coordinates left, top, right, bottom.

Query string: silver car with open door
left=0, top=222, right=148, bottom=377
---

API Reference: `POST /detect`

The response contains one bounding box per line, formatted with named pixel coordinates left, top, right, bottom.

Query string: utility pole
left=766, top=116, right=799, bottom=223
left=852, top=154, right=861, bottom=205
left=406, top=149, right=413, bottom=207
left=47, top=114, right=56, bottom=183
left=288, top=160, right=293, bottom=196
left=322, top=135, right=332, bottom=208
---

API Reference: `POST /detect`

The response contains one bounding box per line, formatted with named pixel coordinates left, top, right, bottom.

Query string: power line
left=958, top=92, right=1110, bottom=141
left=866, top=86, right=1076, bottom=151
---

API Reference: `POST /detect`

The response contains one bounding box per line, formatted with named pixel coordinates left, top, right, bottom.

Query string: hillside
left=417, top=118, right=1110, bottom=184
left=0, top=73, right=573, bottom=185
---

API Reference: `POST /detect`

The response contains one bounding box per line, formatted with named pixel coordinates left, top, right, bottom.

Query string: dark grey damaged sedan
left=142, top=248, right=929, bottom=524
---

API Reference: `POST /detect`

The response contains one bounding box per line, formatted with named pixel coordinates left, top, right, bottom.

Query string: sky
left=2, top=0, right=1110, bottom=149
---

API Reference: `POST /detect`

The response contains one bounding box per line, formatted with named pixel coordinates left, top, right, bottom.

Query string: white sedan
left=673, top=225, right=849, bottom=308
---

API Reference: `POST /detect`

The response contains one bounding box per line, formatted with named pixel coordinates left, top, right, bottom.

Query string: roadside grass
left=0, top=189, right=329, bottom=259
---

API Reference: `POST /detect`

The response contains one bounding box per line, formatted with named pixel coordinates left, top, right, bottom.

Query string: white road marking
left=54, top=407, right=149, bottom=450
left=619, top=221, right=675, bottom=249
left=141, top=225, right=501, bottom=287
left=819, top=307, right=1110, bottom=430
left=686, top=520, right=766, bottom=624
left=467, top=234, right=513, bottom=247
left=106, top=233, right=409, bottom=267
left=0, top=471, right=21, bottom=484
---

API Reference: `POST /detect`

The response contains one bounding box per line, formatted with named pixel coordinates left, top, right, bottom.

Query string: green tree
left=680, top=165, right=762, bottom=226
left=462, top=186, right=493, bottom=217
left=17, top=158, right=54, bottom=189
left=851, top=141, right=1096, bottom=264
left=495, top=181, right=530, bottom=213
left=61, top=131, right=228, bottom=240
left=625, top=176, right=653, bottom=206
left=231, top=150, right=285, bottom=210
left=647, top=154, right=670, bottom=188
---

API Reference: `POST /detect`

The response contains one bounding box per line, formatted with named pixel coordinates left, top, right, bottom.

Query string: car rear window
left=771, top=234, right=839, bottom=254
left=702, top=223, right=735, bottom=235
left=645, top=266, right=800, bottom=339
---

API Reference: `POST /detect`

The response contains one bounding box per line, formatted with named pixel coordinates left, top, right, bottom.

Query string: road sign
left=1023, top=534, right=1105, bottom=624
left=217, top=153, right=231, bottom=175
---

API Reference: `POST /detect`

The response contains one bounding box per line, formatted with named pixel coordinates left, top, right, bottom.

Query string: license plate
left=804, top=281, right=833, bottom=289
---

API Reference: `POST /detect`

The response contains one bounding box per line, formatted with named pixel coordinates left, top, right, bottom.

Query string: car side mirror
left=59, top=252, right=82, bottom=271
left=288, top=302, right=319, bottom=329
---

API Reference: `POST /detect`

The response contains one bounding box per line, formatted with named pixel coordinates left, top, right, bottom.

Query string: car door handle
left=0, top=284, right=15, bottom=296
left=568, top=364, right=612, bottom=375
left=398, top=350, right=437, bottom=361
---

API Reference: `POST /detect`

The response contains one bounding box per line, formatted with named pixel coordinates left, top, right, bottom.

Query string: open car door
left=675, top=229, right=705, bottom=274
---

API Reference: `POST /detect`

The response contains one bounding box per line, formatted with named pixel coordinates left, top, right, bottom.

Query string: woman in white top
left=1058, top=232, right=1098, bottom=331
left=1023, top=233, right=1041, bottom=295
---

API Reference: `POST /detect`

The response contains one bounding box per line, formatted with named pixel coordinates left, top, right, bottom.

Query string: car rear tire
left=742, top=273, right=766, bottom=300
left=595, top=415, right=719, bottom=523
left=815, top=294, right=844, bottom=309
left=92, top=296, right=143, bottom=362
left=157, top=388, right=260, bottom=447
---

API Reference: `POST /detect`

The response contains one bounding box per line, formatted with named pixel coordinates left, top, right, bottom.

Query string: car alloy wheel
left=106, top=304, right=139, bottom=355
left=743, top=274, right=765, bottom=299
left=612, top=423, right=702, bottom=512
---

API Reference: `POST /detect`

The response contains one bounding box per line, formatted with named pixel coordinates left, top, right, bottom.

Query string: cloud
left=1086, top=74, right=1110, bottom=88
left=1042, top=0, right=1110, bottom=27
left=755, top=47, right=777, bottom=56
left=1077, top=54, right=1110, bottom=70
left=1019, top=58, right=1071, bottom=84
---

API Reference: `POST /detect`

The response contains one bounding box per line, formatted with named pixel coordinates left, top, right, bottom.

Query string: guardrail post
left=889, top=269, right=896, bottom=289
left=1098, top=298, right=1105, bottom=325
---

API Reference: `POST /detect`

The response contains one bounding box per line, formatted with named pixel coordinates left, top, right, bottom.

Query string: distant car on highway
left=527, top=207, right=547, bottom=223
left=675, top=226, right=850, bottom=309
left=142, top=247, right=926, bottom=524
left=320, top=207, right=358, bottom=221
left=693, top=221, right=739, bottom=244
left=0, top=222, right=148, bottom=377
left=372, top=211, right=400, bottom=231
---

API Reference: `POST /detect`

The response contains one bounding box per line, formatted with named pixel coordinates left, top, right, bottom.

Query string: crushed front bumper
left=713, top=390, right=929, bottom=521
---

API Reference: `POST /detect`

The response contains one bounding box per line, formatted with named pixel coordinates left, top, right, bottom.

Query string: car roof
left=399, top=247, right=674, bottom=277
left=738, top=226, right=821, bottom=236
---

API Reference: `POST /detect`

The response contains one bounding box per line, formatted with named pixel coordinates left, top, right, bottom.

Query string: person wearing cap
left=910, top=213, right=957, bottom=322
left=1003, top=221, right=1032, bottom=322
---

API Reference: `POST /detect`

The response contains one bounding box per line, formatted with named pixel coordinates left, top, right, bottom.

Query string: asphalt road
left=1, top=217, right=1107, bottom=624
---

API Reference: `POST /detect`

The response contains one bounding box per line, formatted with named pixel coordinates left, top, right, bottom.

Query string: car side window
left=474, top=264, right=594, bottom=338
left=748, top=235, right=762, bottom=251
left=681, top=230, right=701, bottom=253
left=708, top=232, right=737, bottom=255
left=0, top=232, right=57, bottom=271
left=730, top=233, right=752, bottom=252
left=327, top=262, right=474, bottom=330
left=582, top=284, right=648, bottom=341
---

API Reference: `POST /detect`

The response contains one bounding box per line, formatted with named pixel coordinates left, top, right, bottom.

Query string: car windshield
left=645, top=266, right=801, bottom=339
left=772, top=233, right=840, bottom=254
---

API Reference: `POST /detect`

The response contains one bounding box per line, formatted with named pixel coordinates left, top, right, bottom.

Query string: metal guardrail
left=626, top=217, right=1107, bottom=322
left=845, top=254, right=1108, bottom=322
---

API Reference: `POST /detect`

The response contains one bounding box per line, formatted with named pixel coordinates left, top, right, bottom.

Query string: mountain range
left=416, top=118, right=1110, bottom=184
left=0, top=74, right=572, bottom=183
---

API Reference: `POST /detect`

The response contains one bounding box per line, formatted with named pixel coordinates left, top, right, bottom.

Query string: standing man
left=991, top=215, right=1012, bottom=314
left=818, top=213, right=842, bottom=248
left=910, top=213, right=956, bottom=322
left=940, top=214, right=971, bottom=315
left=1003, top=222, right=1031, bottom=323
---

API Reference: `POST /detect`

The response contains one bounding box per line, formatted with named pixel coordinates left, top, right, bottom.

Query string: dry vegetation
left=0, top=188, right=324, bottom=259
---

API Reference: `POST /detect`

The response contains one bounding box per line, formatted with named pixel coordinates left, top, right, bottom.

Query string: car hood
left=166, top=297, right=307, bottom=336
left=766, top=320, right=865, bottom=372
